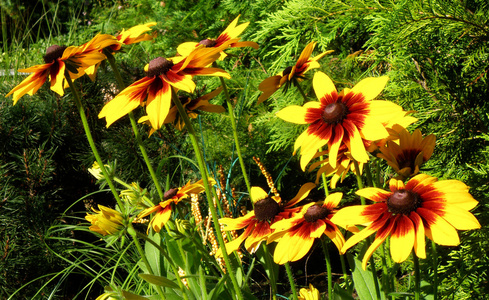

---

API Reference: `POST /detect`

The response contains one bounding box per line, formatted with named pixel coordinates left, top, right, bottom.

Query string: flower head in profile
left=98, top=46, right=229, bottom=130
left=6, top=34, right=116, bottom=103
left=331, top=174, right=481, bottom=270
left=268, top=192, right=345, bottom=264
left=85, top=23, right=157, bottom=80
left=277, top=71, right=406, bottom=170
left=137, top=178, right=216, bottom=233
left=298, top=284, right=320, bottom=300
left=140, top=86, right=225, bottom=133
left=177, top=15, right=258, bottom=60
left=217, top=182, right=316, bottom=256
left=85, top=204, right=124, bottom=236
left=378, top=125, right=436, bottom=178
left=257, top=42, right=332, bottom=104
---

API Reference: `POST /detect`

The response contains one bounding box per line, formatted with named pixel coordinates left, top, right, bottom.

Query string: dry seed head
left=253, top=157, right=279, bottom=197
left=178, top=267, right=189, bottom=288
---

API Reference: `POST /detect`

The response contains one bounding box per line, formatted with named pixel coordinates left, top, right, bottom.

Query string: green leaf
left=331, top=283, right=355, bottom=300
left=139, top=273, right=181, bottom=289
left=145, top=232, right=163, bottom=276
left=122, top=290, right=149, bottom=300
left=347, top=253, right=385, bottom=300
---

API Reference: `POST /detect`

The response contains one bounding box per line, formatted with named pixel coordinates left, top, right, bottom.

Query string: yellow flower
left=137, top=178, right=216, bottom=233
left=85, top=23, right=157, bottom=80
left=257, top=42, right=332, bottom=104
left=6, top=34, right=117, bottom=103
left=88, top=161, right=111, bottom=180
left=268, top=193, right=345, bottom=264
left=277, top=71, right=406, bottom=170
left=298, top=284, right=320, bottom=300
left=378, top=125, right=436, bottom=178
left=332, top=174, right=481, bottom=270
left=177, top=15, right=258, bottom=61
left=98, top=46, right=230, bottom=130
left=217, top=182, right=316, bottom=256
left=85, top=205, right=124, bottom=236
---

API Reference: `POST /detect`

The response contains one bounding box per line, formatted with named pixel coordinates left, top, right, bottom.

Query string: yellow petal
left=350, top=76, right=389, bottom=101
left=313, top=71, right=337, bottom=100
left=276, top=105, right=308, bottom=124
left=389, top=215, right=415, bottom=263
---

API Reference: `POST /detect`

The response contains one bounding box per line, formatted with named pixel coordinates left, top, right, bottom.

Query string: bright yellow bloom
left=98, top=46, right=230, bottom=130
left=277, top=71, right=406, bottom=171
left=257, top=42, right=332, bottom=104
left=85, top=205, right=124, bottom=236
left=85, top=22, right=157, bottom=80
left=6, top=34, right=117, bottom=103
left=87, top=161, right=112, bottom=180
left=177, top=15, right=258, bottom=61
left=137, top=178, right=216, bottom=233
left=378, top=125, right=436, bottom=178
left=217, top=182, right=316, bottom=256
left=268, top=193, right=345, bottom=264
left=298, top=284, right=320, bottom=300
left=139, top=86, right=225, bottom=133
left=331, top=174, right=480, bottom=270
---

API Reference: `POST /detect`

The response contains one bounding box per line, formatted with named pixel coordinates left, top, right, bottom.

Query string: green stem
left=380, top=243, right=392, bottom=299
left=171, top=87, right=243, bottom=300
left=219, top=76, right=251, bottom=196
left=431, top=241, right=438, bottom=300
left=318, top=148, right=330, bottom=197
left=136, top=231, right=190, bottom=300
left=65, top=74, right=123, bottom=209
left=129, top=225, right=165, bottom=299
left=284, top=263, right=298, bottom=300
left=261, top=244, right=277, bottom=300
left=293, top=77, right=308, bottom=102
left=339, top=254, right=350, bottom=290
left=321, top=237, right=333, bottom=298
left=105, top=51, right=165, bottom=202
left=413, top=254, right=421, bottom=300
left=352, top=160, right=366, bottom=205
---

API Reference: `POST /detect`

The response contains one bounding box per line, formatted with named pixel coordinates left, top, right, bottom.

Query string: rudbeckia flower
left=331, top=174, right=481, bottom=270
left=257, top=42, right=333, bottom=104
left=6, top=34, right=117, bottom=103
left=217, top=182, right=316, bottom=256
left=177, top=15, right=258, bottom=61
left=137, top=178, right=216, bottom=233
left=308, top=146, right=363, bottom=188
left=85, top=22, right=157, bottom=80
left=85, top=204, right=124, bottom=236
left=268, top=192, right=345, bottom=264
left=298, top=284, right=320, bottom=300
left=98, top=46, right=230, bottom=130
left=140, top=86, right=225, bottom=133
left=377, top=125, right=436, bottom=178
left=277, top=71, right=406, bottom=171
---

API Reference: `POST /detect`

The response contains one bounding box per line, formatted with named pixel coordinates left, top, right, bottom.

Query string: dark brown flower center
left=164, top=188, right=178, bottom=200
left=387, top=189, right=421, bottom=215
left=199, top=38, right=217, bottom=47
left=254, top=197, right=280, bottom=221
left=147, top=57, right=174, bottom=77
left=43, top=45, right=67, bottom=63
left=397, top=149, right=421, bottom=172
left=322, top=102, right=348, bottom=124
left=282, top=66, right=293, bottom=76
left=304, top=204, right=330, bottom=223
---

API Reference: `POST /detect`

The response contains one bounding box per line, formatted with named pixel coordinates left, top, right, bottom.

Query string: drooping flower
left=257, top=42, right=333, bottom=104
left=298, top=284, right=320, bottom=300
left=137, top=178, right=216, bottom=233
left=98, top=46, right=230, bottom=130
left=268, top=192, right=345, bottom=264
left=217, top=182, right=316, bottom=256
left=6, top=34, right=117, bottom=103
left=331, top=174, right=481, bottom=270
left=277, top=71, right=406, bottom=171
left=177, top=15, right=258, bottom=61
left=377, top=125, right=436, bottom=178
left=85, top=22, right=157, bottom=80
left=139, top=86, right=225, bottom=133
left=85, top=204, right=124, bottom=236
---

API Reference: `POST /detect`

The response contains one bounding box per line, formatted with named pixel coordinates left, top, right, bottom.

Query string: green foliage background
left=1, top=0, right=488, bottom=298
